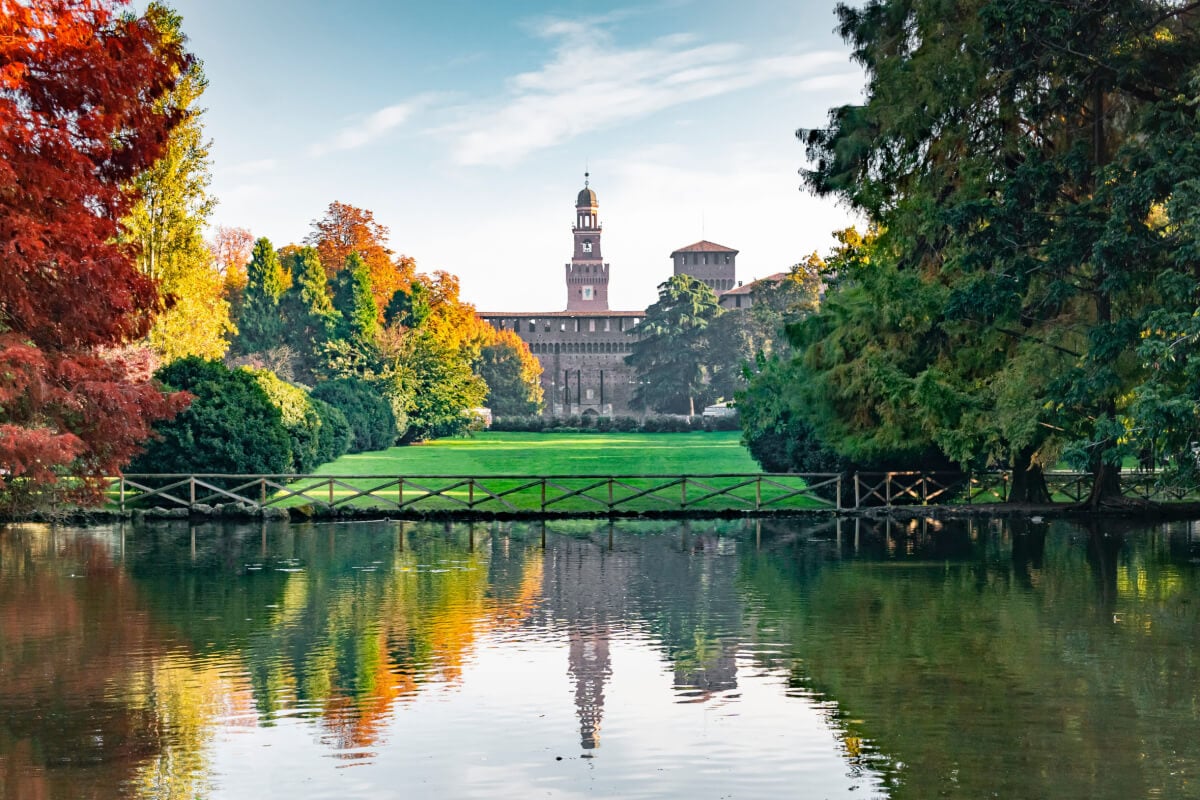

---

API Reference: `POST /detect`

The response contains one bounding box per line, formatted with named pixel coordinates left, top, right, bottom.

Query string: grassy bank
left=281, top=431, right=823, bottom=512
left=309, top=431, right=760, bottom=476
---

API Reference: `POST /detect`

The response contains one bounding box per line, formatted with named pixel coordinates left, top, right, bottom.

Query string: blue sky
left=169, top=0, right=864, bottom=311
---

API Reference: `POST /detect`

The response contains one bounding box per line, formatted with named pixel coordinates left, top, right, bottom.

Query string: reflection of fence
left=108, top=470, right=1200, bottom=515
left=112, top=473, right=842, bottom=514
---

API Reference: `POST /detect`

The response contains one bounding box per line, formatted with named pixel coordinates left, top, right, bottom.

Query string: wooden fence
left=112, top=473, right=841, bottom=514
left=108, top=470, right=1200, bottom=515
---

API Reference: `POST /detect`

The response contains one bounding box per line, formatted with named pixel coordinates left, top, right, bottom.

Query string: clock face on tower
left=582, top=286, right=594, bottom=301
left=582, top=241, right=592, bottom=253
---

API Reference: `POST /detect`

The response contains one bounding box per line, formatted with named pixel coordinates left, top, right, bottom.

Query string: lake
left=2, top=516, right=1199, bottom=798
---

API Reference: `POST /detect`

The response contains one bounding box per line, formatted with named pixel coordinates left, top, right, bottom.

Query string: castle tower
left=565, top=174, right=610, bottom=311
left=671, top=240, right=739, bottom=293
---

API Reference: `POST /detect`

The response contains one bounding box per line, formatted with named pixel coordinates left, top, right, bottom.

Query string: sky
left=167, top=0, right=865, bottom=312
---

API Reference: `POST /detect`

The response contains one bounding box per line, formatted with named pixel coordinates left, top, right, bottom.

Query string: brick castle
left=478, top=176, right=743, bottom=417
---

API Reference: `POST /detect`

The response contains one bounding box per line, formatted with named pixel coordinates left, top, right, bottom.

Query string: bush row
left=491, top=413, right=741, bottom=434
left=131, top=359, right=396, bottom=478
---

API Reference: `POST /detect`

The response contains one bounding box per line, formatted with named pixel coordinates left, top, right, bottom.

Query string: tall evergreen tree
left=281, top=246, right=337, bottom=382
left=238, top=237, right=287, bottom=354
left=626, top=275, right=722, bottom=416
left=332, top=252, right=379, bottom=344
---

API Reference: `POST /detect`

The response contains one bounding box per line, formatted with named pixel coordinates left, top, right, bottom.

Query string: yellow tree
left=121, top=4, right=233, bottom=361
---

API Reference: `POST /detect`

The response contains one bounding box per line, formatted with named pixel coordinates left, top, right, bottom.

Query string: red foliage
left=0, top=0, right=192, bottom=507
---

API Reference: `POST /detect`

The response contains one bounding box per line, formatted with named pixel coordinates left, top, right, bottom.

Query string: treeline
left=0, top=1, right=542, bottom=513
left=738, top=0, right=1200, bottom=507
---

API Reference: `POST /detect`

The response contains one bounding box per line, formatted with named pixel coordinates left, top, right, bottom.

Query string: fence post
left=854, top=473, right=861, bottom=510
left=608, top=477, right=614, bottom=510
left=469, top=479, right=475, bottom=508
left=328, top=478, right=334, bottom=506
left=119, top=475, right=126, bottom=513
left=541, top=478, right=547, bottom=513
left=886, top=473, right=893, bottom=508
left=836, top=474, right=842, bottom=512
left=190, top=476, right=196, bottom=507
left=399, top=477, right=404, bottom=506
left=755, top=475, right=762, bottom=510
left=681, top=476, right=687, bottom=509
left=260, top=478, right=266, bottom=508
left=921, top=473, right=928, bottom=506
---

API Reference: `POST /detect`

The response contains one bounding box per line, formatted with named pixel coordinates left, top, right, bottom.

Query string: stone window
left=528, top=320, right=536, bottom=332
left=589, top=319, right=595, bottom=332
left=586, top=389, right=594, bottom=400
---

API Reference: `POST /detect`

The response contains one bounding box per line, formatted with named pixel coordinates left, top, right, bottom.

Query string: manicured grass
left=280, top=432, right=828, bottom=513
left=310, top=431, right=761, bottom=477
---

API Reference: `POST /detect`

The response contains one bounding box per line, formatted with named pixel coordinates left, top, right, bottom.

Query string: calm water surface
left=2, top=516, right=1200, bottom=798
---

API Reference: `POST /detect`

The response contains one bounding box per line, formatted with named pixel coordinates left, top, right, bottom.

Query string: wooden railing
left=107, top=470, right=1200, bottom=516
left=112, top=473, right=842, bottom=514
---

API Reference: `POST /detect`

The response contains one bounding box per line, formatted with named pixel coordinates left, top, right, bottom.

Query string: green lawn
left=311, top=431, right=760, bottom=476
left=277, top=432, right=829, bottom=513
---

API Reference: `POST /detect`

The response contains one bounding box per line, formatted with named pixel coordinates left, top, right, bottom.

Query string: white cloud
left=448, top=18, right=849, bottom=166
left=309, top=94, right=441, bottom=156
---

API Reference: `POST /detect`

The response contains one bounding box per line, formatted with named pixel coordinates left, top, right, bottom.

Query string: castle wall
left=480, top=312, right=642, bottom=417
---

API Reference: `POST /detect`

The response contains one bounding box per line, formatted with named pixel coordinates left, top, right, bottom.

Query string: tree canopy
left=743, top=0, right=1200, bottom=505
left=0, top=0, right=191, bottom=508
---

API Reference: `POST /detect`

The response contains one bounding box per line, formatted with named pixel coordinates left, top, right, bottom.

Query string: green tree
left=796, top=0, right=1200, bottom=504
left=238, top=238, right=288, bottom=355
left=626, top=275, right=722, bottom=415
left=332, top=252, right=379, bottom=344
left=280, top=246, right=338, bottom=383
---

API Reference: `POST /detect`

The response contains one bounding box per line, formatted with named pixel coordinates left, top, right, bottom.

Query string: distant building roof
left=719, top=272, right=789, bottom=296
left=671, top=240, right=739, bottom=256
left=477, top=310, right=644, bottom=318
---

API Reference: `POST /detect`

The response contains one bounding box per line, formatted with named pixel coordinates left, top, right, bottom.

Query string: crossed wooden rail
left=111, top=473, right=841, bottom=514
left=108, top=470, right=1200, bottom=515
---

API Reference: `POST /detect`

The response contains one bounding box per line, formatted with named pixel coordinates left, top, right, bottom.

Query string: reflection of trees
left=0, top=525, right=217, bottom=800
left=129, top=522, right=546, bottom=753
left=738, top=519, right=1200, bottom=799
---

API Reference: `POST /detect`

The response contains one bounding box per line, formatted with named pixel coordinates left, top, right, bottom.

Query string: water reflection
left=3, top=517, right=1200, bottom=798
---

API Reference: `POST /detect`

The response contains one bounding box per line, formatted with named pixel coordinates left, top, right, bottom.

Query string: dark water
left=2, top=517, right=1200, bottom=799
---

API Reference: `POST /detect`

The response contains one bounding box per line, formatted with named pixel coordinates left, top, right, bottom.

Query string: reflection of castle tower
left=568, top=628, right=611, bottom=749
left=540, top=536, right=633, bottom=751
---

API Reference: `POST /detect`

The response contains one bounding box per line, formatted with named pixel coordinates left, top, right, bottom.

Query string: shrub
left=250, top=369, right=323, bottom=473
left=311, top=378, right=397, bottom=452
left=130, top=357, right=291, bottom=476
left=311, top=398, right=351, bottom=465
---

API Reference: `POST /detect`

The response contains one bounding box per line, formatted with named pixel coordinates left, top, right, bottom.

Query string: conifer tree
left=332, top=253, right=379, bottom=344
left=281, top=246, right=337, bottom=382
left=238, top=237, right=287, bottom=354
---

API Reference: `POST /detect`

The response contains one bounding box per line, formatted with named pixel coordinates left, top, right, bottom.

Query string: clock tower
left=565, top=173, right=609, bottom=311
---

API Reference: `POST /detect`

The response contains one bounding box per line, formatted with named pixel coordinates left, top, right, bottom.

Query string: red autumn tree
left=0, top=0, right=191, bottom=508
left=305, top=201, right=416, bottom=314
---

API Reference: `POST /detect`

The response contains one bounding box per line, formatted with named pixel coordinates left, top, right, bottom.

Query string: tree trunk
left=1008, top=446, right=1051, bottom=504
left=1083, top=460, right=1123, bottom=510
